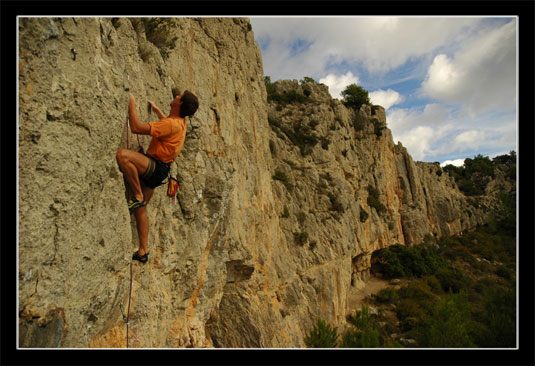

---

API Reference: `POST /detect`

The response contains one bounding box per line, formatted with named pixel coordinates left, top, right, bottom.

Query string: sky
left=249, top=17, right=517, bottom=166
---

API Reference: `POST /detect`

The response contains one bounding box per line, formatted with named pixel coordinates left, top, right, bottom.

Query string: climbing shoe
left=132, top=251, right=149, bottom=263
left=128, top=197, right=146, bottom=213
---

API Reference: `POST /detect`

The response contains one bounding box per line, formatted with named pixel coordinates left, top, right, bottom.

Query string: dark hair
left=180, top=90, right=199, bottom=118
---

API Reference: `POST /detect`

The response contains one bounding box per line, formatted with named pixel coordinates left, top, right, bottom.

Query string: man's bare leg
left=133, top=183, right=155, bottom=256
left=116, top=149, right=150, bottom=202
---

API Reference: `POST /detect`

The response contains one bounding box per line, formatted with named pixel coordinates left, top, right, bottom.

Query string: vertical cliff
left=18, top=17, right=494, bottom=348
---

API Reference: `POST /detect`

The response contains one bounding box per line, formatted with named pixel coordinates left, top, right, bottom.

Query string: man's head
left=171, top=87, right=199, bottom=118
left=179, top=90, right=199, bottom=118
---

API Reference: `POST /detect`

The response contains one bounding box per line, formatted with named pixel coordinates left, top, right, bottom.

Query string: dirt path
left=346, top=275, right=391, bottom=313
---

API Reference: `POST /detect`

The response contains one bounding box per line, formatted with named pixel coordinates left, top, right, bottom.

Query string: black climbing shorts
left=141, top=153, right=171, bottom=189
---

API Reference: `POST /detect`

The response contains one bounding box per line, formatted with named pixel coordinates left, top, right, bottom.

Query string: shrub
left=435, top=267, right=469, bottom=293
left=273, top=169, right=288, bottom=182
left=375, top=244, right=448, bottom=279
left=267, top=114, right=281, bottom=128
left=443, top=154, right=498, bottom=196
left=359, top=206, right=369, bottom=223
left=274, top=121, right=319, bottom=156
left=268, top=89, right=311, bottom=105
left=293, top=231, right=308, bottom=245
left=273, top=169, right=293, bottom=192
left=496, top=265, right=512, bottom=280
left=367, top=185, right=387, bottom=215
left=269, top=140, right=275, bottom=154
left=141, top=18, right=178, bottom=59
left=374, top=287, right=399, bottom=303
left=340, top=305, right=382, bottom=348
left=341, top=84, right=370, bottom=111
left=320, top=136, right=330, bottom=150
left=328, top=192, right=344, bottom=213
left=296, top=211, right=307, bottom=225
left=264, top=76, right=276, bottom=95
left=305, top=319, right=338, bottom=348
left=300, top=76, right=316, bottom=84
left=475, top=287, right=516, bottom=347
left=371, top=118, right=386, bottom=137
left=308, top=118, right=319, bottom=129
left=419, top=293, right=475, bottom=347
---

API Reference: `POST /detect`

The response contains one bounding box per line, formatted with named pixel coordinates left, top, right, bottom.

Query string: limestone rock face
left=18, top=17, right=496, bottom=349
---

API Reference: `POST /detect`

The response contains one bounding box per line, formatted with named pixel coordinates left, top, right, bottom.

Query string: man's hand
left=147, top=99, right=166, bottom=119
left=128, top=94, right=151, bottom=135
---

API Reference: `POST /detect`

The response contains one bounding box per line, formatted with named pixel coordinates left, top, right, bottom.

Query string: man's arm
left=128, top=94, right=151, bottom=135
left=148, top=100, right=166, bottom=119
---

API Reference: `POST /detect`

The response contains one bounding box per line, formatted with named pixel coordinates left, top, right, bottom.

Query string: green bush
left=435, top=267, right=469, bottom=293
left=443, top=153, right=505, bottom=196
left=268, top=89, right=311, bottom=105
left=328, top=192, right=344, bottom=213
left=419, top=293, right=475, bottom=347
left=374, top=287, right=399, bottom=303
left=371, top=118, right=386, bottom=137
left=376, top=244, right=448, bottom=279
left=300, top=76, right=316, bottom=84
left=272, top=169, right=293, bottom=192
left=359, top=206, right=369, bottom=223
left=340, top=305, right=382, bottom=348
left=305, top=319, right=338, bottom=348
left=475, top=287, right=516, bottom=347
left=264, top=76, right=276, bottom=96
left=293, top=231, right=308, bottom=245
left=269, top=140, right=275, bottom=154
left=141, top=18, right=178, bottom=59
left=367, top=185, right=387, bottom=215
left=296, top=211, right=307, bottom=225
left=341, top=84, right=370, bottom=111
left=273, top=169, right=288, bottom=182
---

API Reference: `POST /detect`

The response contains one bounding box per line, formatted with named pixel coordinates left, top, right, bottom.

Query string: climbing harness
left=119, top=261, right=134, bottom=348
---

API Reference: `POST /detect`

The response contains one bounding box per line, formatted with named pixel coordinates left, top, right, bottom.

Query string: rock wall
left=18, top=17, right=490, bottom=349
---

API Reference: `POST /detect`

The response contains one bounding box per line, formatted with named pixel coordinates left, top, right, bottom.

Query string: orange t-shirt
left=146, top=116, right=186, bottom=163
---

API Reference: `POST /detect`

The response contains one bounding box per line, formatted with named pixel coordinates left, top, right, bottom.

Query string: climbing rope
left=120, top=261, right=134, bottom=348
left=126, top=115, right=143, bottom=153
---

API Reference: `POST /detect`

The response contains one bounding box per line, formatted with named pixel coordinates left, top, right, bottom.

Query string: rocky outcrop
left=18, top=17, right=495, bottom=349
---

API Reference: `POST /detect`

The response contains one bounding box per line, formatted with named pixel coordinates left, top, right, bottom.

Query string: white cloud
left=388, top=104, right=516, bottom=162
left=369, top=89, right=403, bottom=110
left=319, top=72, right=360, bottom=99
left=441, top=159, right=465, bottom=167
left=421, top=20, right=516, bottom=115
left=450, top=130, right=486, bottom=151
left=250, top=17, right=483, bottom=79
left=394, top=126, right=436, bottom=161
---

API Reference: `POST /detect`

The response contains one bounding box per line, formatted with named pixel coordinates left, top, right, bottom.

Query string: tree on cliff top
left=341, top=84, right=370, bottom=111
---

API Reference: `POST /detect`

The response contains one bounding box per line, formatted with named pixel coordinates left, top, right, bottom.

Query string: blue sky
left=249, top=17, right=517, bottom=166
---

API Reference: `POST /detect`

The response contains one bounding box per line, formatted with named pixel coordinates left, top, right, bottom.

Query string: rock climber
left=116, top=88, right=199, bottom=263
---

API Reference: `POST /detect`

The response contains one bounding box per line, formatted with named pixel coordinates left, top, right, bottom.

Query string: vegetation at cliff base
left=306, top=212, right=516, bottom=348
left=305, top=319, right=338, bottom=347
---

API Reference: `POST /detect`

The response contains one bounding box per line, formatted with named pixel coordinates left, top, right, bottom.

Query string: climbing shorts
left=141, top=153, right=171, bottom=189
